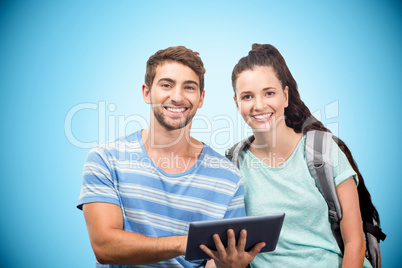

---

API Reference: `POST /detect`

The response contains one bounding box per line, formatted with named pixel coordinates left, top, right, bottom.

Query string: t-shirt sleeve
left=77, top=146, right=120, bottom=210
left=330, top=139, right=358, bottom=187
left=223, top=177, right=247, bottom=219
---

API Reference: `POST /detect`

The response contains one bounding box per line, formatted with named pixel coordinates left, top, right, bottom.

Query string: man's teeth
left=254, top=114, right=272, bottom=119
left=166, top=107, right=186, bottom=113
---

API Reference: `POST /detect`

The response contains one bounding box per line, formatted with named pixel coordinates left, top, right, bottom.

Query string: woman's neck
left=251, top=125, right=302, bottom=167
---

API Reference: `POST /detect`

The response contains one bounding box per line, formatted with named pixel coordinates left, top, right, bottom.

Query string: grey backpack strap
left=366, top=219, right=383, bottom=268
left=225, top=136, right=255, bottom=168
left=305, top=130, right=344, bottom=253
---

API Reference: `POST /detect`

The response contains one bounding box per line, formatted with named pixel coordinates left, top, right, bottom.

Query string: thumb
left=248, top=242, right=266, bottom=257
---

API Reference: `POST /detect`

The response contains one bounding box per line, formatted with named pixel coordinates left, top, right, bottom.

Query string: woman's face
left=234, top=66, right=289, bottom=133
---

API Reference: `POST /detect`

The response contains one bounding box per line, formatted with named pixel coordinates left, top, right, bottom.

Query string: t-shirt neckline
left=245, top=136, right=305, bottom=170
left=136, top=130, right=207, bottom=177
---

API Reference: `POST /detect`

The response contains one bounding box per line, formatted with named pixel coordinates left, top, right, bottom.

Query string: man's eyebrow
left=157, top=78, right=176, bottom=84
left=183, top=80, right=199, bottom=87
left=157, top=78, right=199, bottom=87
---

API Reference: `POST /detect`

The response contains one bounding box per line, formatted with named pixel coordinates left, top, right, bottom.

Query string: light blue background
left=1, top=0, right=401, bottom=267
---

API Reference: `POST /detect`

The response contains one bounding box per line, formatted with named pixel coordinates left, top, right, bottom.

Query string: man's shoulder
left=94, top=130, right=142, bottom=151
left=87, top=130, right=143, bottom=161
left=201, top=144, right=241, bottom=177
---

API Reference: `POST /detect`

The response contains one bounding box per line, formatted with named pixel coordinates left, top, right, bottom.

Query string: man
left=77, top=46, right=264, bottom=267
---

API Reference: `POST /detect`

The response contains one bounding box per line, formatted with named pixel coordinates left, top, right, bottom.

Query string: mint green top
left=239, top=136, right=372, bottom=268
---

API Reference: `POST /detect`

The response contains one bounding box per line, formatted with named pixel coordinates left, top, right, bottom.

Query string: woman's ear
left=234, top=95, right=240, bottom=111
left=284, top=86, right=289, bottom=108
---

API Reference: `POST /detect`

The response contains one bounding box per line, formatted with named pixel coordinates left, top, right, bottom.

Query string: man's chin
left=159, top=120, right=191, bottom=131
left=154, top=112, right=194, bottom=131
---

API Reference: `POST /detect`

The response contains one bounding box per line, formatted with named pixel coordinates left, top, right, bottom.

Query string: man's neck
left=141, top=126, right=204, bottom=174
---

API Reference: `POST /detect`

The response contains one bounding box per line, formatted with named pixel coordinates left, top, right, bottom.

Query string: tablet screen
left=185, top=213, right=285, bottom=261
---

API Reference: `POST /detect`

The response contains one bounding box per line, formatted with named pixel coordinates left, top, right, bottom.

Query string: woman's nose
left=254, top=96, right=265, bottom=110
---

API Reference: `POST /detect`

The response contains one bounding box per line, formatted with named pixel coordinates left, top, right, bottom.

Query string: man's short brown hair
left=145, top=46, right=206, bottom=92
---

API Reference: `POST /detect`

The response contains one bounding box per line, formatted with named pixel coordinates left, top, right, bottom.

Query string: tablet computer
left=185, top=213, right=285, bottom=261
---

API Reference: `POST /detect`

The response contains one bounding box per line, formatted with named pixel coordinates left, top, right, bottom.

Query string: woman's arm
left=336, top=178, right=366, bottom=267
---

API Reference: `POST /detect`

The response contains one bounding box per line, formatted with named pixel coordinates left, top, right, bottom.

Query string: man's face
left=143, top=62, right=205, bottom=131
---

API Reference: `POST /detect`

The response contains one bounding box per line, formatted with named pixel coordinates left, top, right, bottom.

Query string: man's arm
left=83, top=202, right=187, bottom=265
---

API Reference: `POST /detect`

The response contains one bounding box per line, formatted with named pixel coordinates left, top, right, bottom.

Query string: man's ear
left=284, top=86, right=289, bottom=108
left=142, top=84, right=151, bottom=104
left=198, top=90, right=205, bottom=109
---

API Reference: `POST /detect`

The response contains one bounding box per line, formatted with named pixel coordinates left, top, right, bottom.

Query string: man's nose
left=170, top=87, right=185, bottom=103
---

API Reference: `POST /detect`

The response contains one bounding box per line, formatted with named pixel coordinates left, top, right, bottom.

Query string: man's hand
left=200, top=229, right=265, bottom=268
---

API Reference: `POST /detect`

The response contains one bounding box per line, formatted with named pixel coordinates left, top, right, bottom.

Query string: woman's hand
left=200, top=229, right=265, bottom=268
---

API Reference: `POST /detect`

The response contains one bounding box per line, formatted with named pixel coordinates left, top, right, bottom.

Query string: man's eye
left=185, top=86, right=195, bottom=90
left=161, top=84, right=171, bottom=88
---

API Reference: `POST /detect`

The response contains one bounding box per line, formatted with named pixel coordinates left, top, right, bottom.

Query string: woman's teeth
left=253, top=113, right=272, bottom=119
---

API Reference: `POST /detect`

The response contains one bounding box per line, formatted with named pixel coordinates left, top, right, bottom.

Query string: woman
left=229, top=44, right=378, bottom=267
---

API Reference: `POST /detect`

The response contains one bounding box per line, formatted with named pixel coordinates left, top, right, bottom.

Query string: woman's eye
left=242, top=95, right=252, bottom=100
left=266, top=91, right=274, bottom=96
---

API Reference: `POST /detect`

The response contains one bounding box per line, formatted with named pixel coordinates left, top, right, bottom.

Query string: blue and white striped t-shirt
left=77, top=130, right=246, bottom=268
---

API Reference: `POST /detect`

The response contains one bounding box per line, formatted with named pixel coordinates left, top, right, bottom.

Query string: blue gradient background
left=1, top=1, right=401, bottom=267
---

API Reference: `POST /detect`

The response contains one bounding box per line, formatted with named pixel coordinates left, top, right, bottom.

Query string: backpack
left=225, top=130, right=386, bottom=268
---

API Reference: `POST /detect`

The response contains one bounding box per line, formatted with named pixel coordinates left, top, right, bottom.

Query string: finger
left=200, top=244, right=218, bottom=260
left=212, top=233, right=226, bottom=255
left=248, top=242, right=266, bottom=257
left=226, top=229, right=236, bottom=252
left=236, top=229, right=247, bottom=251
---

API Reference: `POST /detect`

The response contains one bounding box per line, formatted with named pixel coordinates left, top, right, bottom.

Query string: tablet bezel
left=185, top=213, right=285, bottom=261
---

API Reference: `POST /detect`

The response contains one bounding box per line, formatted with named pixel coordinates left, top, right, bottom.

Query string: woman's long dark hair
left=232, top=44, right=380, bottom=226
